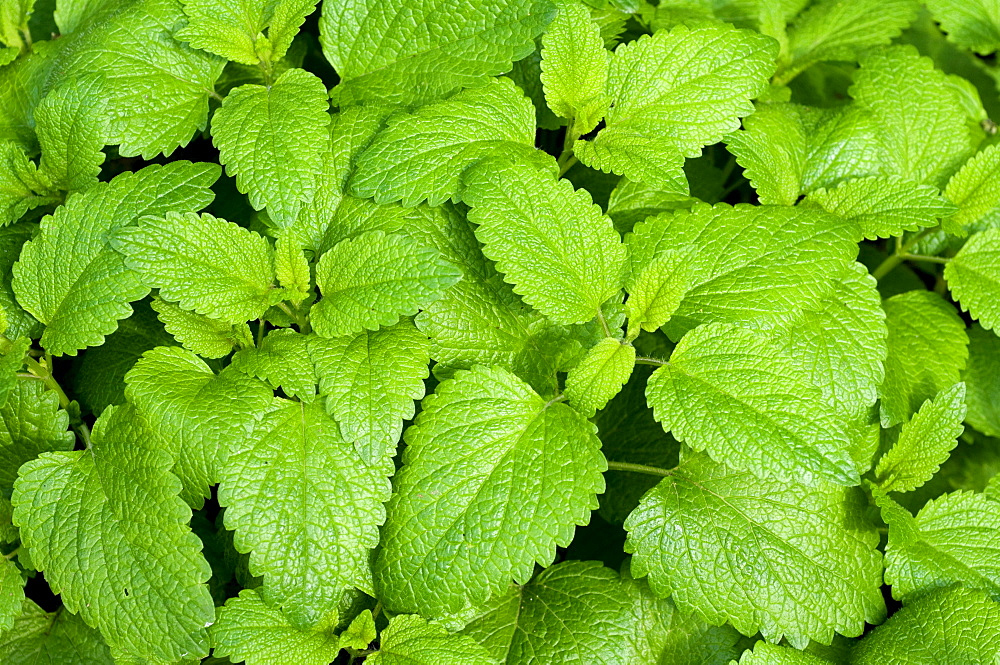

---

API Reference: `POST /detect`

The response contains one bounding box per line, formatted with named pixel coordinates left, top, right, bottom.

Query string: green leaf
left=212, top=68, right=330, bottom=225
left=539, top=0, right=609, bottom=133
left=311, top=230, right=461, bottom=338
left=309, top=320, right=428, bottom=464
left=808, top=176, right=956, bottom=240
left=606, top=176, right=694, bottom=233
left=273, top=233, right=310, bottom=300
left=177, top=0, right=317, bottom=65
left=0, top=140, right=58, bottom=227
left=627, top=203, right=858, bottom=335
left=647, top=323, right=859, bottom=485
left=349, top=77, right=553, bottom=206
left=945, top=227, right=1000, bottom=331
left=0, top=0, right=32, bottom=50
left=725, top=103, right=807, bottom=207
left=0, top=223, right=40, bottom=341
left=231, top=328, right=316, bottom=402
left=151, top=297, right=253, bottom=360
left=12, top=161, right=218, bottom=356
left=125, top=346, right=275, bottom=508
left=0, top=557, right=23, bottom=632
left=574, top=23, right=776, bottom=189
left=462, top=159, right=625, bottom=325
left=926, top=0, right=1000, bottom=54
left=218, top=401, right=391, bottom=628
left=624, top=247, right=691, bottom=338
left=876, top=383, right=967, bottom=493
left=210, top=589, right=341, bottom=665
left=964, top=324, right=1000, bottom=437
left=0, top=599, right=114, bottom=664
left=943, top=143, right=1000, bottom=235
left=33, top=75, right=108, bottom=192
left=375, top=364, right=606, bottom=616
left=319, top=0, right=556, bottom=106
left=852, top=586, right=1000, bottom=663
left=340, top=609, right=375, bottom=651
left=625, top=451, right=884, bottom=647
left=736, top=642, right=833, bottom=665
left=11, top=405, right=215, bottom=661
left=566, top=338, right=635, bottom=416
left=0, top=336, right=28, bottom=409
left=878, top=290, right=969, bottom=427
left=0, top=379, right=74, bottom=496
left=114, top=211, right=277, bottom=325
left=367, top=614, right=495, bottom=665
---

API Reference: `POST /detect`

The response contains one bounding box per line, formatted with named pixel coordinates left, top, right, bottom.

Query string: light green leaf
left=878, top=290, right=969, bottom=427
left=11, top=405, right=215, bottom=661
left=0, top=337, right=28, bottom=409
left=0, top=140, right=58, bottom=227
left=0, top=223, right=40, bottom=341
left=311, top=230, right=461, bottom=338
left=340, top=609, right=376, bottom=651
left=647, top=323, right=859, bottom=485
left=943, top=143, right=1000, bottom=235
left=852, top=585, right=1000, bottom=663
left=808, top=176, right=956, bottom=240
left=375, top=364, right=606, bottom=616
left=0, top=557, right=23, bottom=632
left=725, top=102, right=806, bottom=207
left=114, top=211, right=277, bottom=325
left=33, top=75, right=108, bottom=192
left=0, top=379, right=74, bottom=496
left=627, top=203, right=858, bottom=335
left=231, top=328, right=315, bottom=401
left=876, top=383, right=967, bottom=493
left=736, top=642, right=833, bottom=665
left=566, top=338, right=635, bottom=416
left=218, top=401, right=391, bottom=628
left=177, top=0, right=317, bottom=65
left=349, top=77, right=553, bottom=206
left=12, top=162, right=218, bottom=356
left=0, top=0, right=32, bottom=50
left=606, top=176, right=693, bottom=232
left=624, top=247, right=691, bottom=338
left=151, top=297, right=253, bottom=359
left=574, top=23, right=776, bottom=189
left=319, top=0, right=555, bottom=106
left=273, top=233, right=310, bottom=300
left=945, top=227, right=1000, bottom=331
left=540, top=0, right=609, bottom=133
left=212, top=68, right=330, bottom=225
left=625, top=451, right=884, bottom=647
left=309, top=320, right=428, bottom=464
left=926, top=0, right=1000, bottom=54
left=964, top=324, right=1000, bottom=437
left=210, top=588, right=341, bottom=665
left=0, top=599, right=114, bottom=664
left=462, top=159, right=625, bottom=325
left=125, top=346, right=275, bottom=508
left=368, top=614, right=495, bottom=665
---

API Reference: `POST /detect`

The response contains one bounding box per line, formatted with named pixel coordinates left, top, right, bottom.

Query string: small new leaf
left=151, top=297, right=253, bottom=359
left=945, top=227, right=1000, bottom=331
left=540, top=1, right=609, bottom=133
left=367, top=614, right=495, bottom=665
left=625, top=248, right=691, bottom=338
left=566, top=338, right=635, bottom=416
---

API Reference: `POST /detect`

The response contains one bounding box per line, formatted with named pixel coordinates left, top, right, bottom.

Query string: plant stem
left=634, top=356, right=668, bottom=367
left=557, top=123, right=580, bottom=177
left=871, top=228, right=939, bottom=281
left=3, top=547, right=19, bottom=560
left=606, top=461, right=674, bottom=477
left=23, top=354, right=92, bottom=449
left=596, top=308, right=613, bottom=338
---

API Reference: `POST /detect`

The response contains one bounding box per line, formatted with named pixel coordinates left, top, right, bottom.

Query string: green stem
left=557, top=123, right=581, bottom=177
left=595, top=308, right=613, bottom=338
left=23, top=355, right=92, bottom=449
left=606, top=461, right=674, bottom=477
left=900, top=254, right=950, bottom=265
left=871, top=228, right=938, bottom=281
left=3, top=547, right=19, bottom=560
left=557, top=153, right=578, bottom=178
left=276, top=301, right=307, bottom=329
left=635, top=356, right=667, bottom=367
left=256, top=319, right=267, bottom=347
left=209, top=89, right=225, bottom=102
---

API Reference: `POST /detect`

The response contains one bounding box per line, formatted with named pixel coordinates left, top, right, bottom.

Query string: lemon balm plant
left=2, top=0, right=1000, bottom=662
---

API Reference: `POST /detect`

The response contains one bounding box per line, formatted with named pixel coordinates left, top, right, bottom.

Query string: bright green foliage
left=273, top=234, right=311, bottom=301
left=311, top=230, right=461, bottom=338
left=0, top=557, right=23, bottom=632
left=0, top=600, right=114, bottom=664
left=876, top=383, right=967, bottom=493
left=566, top=338, right=635, bottom=416
left=0, top=0, right=32, bottom=50
left=13, top=162, right=217, bottom=356
left=0, top=337, right=29, bottom=409
left=33, top=76, right=108, bottom=192
left=232, top=328, right=316, bottom=401
left=926, top=0, right=1000, bottom=54
left=11, top=405, right=215, bottom=661
left=151, top=297, right=254, bottom=359
left=736, top=642, right=832, bottom=665
left=647, top=323, right=859, bottom=485
left=309, top=320, right=429, bottom=463
left=349, top=78, right=552, bottom=206
left=539, top=1, right=609, bottom=133
left=463, top=160, right=626, bottom=325
left=375, top=365, right=605, bottom=616
left=945, top=227, right=1000, bottom=330
left=943, top=143, right=1000, bottom=235
left=879, top=290, right=969, bottom=427
left=367, top=614, right=495, bottom=665
left=114, top=211, right=278, bottom=324
left=0, top=224, right=39, bottom=341
left=177, top=0, right=317, bottom=65
left=852, top=586, right=1000, bottom=663
left=0, top=140, right=58, bottom=227
left=624, top=248, right=691, bottom=338
left=319, top=0, right=555, bottom=106
left=0, top=380, right=74, bottom=495
left=725, top=103, right=807, bottom=206
left=574, top=24, right=776, bottom=189
left=210, top=589, right=341, bottom=665
left=625, top=451, right=884, bottom=647
left=808, top=176, right=956, bottom=240
left=212, top=68, right=330, bottom=225
left=964, top=325, right=1000, bottom=437
left=218, top=401, right=392, bottom=628
left=340, top=609, right=376, bottom=650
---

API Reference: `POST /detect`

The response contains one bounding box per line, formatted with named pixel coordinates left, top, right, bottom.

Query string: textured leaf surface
left=368, top=614, right=495, bottom=665
left=11, top=405, right=215, bottom=661
left=311, top=230, right=461, bottom=338
left=349, top=78, right=551, bottom=206
left=566, top=338, right=635, bottom=416
left=0, top=140, right=57, bottom=227
left=231, top=328, right=316, bottom=401
left=725, top=103, right=806, bottom=206
left=0, top=380, right=74, bottom=495
left=309, top=320, right=428, bottom=464
left=151, top=297, right=253, bottom=359
left=0, top=557, right=23, bottom=632
left=218, top=401, right=391, bottom=628
left=319, top=0, right=555, bottom=106
left=539, top=1, right=608, bottom=133
left=0, top=599, right=114, bottom=664
left=943, top=143, right=1000, bottom=235
left=647, top=323, right=859, bottom=485
left=177, top=0, right=317, bottom=64
left=114, top=211, right=276, bottom=324
left=0, top=223, right=39, bottom=341
left=945, top=227, right=1000, bottom=331
left=13, top=162, right=217, bottom=355
left=736, top=642, right=832, bottom=665
left=926, top=0, right=1000, bottom=53
left=624, top=247, right=690, bottom=337
left=212, top=68, right=330, bottom=225
left=964, top=324, right=1000, bottom=437
left=210, top=589, right=341, bottom=665
left=33, top=76, right=108, bottom=192
left=625, top=451, right=884, bottom=647
left=375, top=365, right=606, bottom=616
left=125, top=346, right=275, bottom=507
left=463, top=160, right=625, bottom=325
